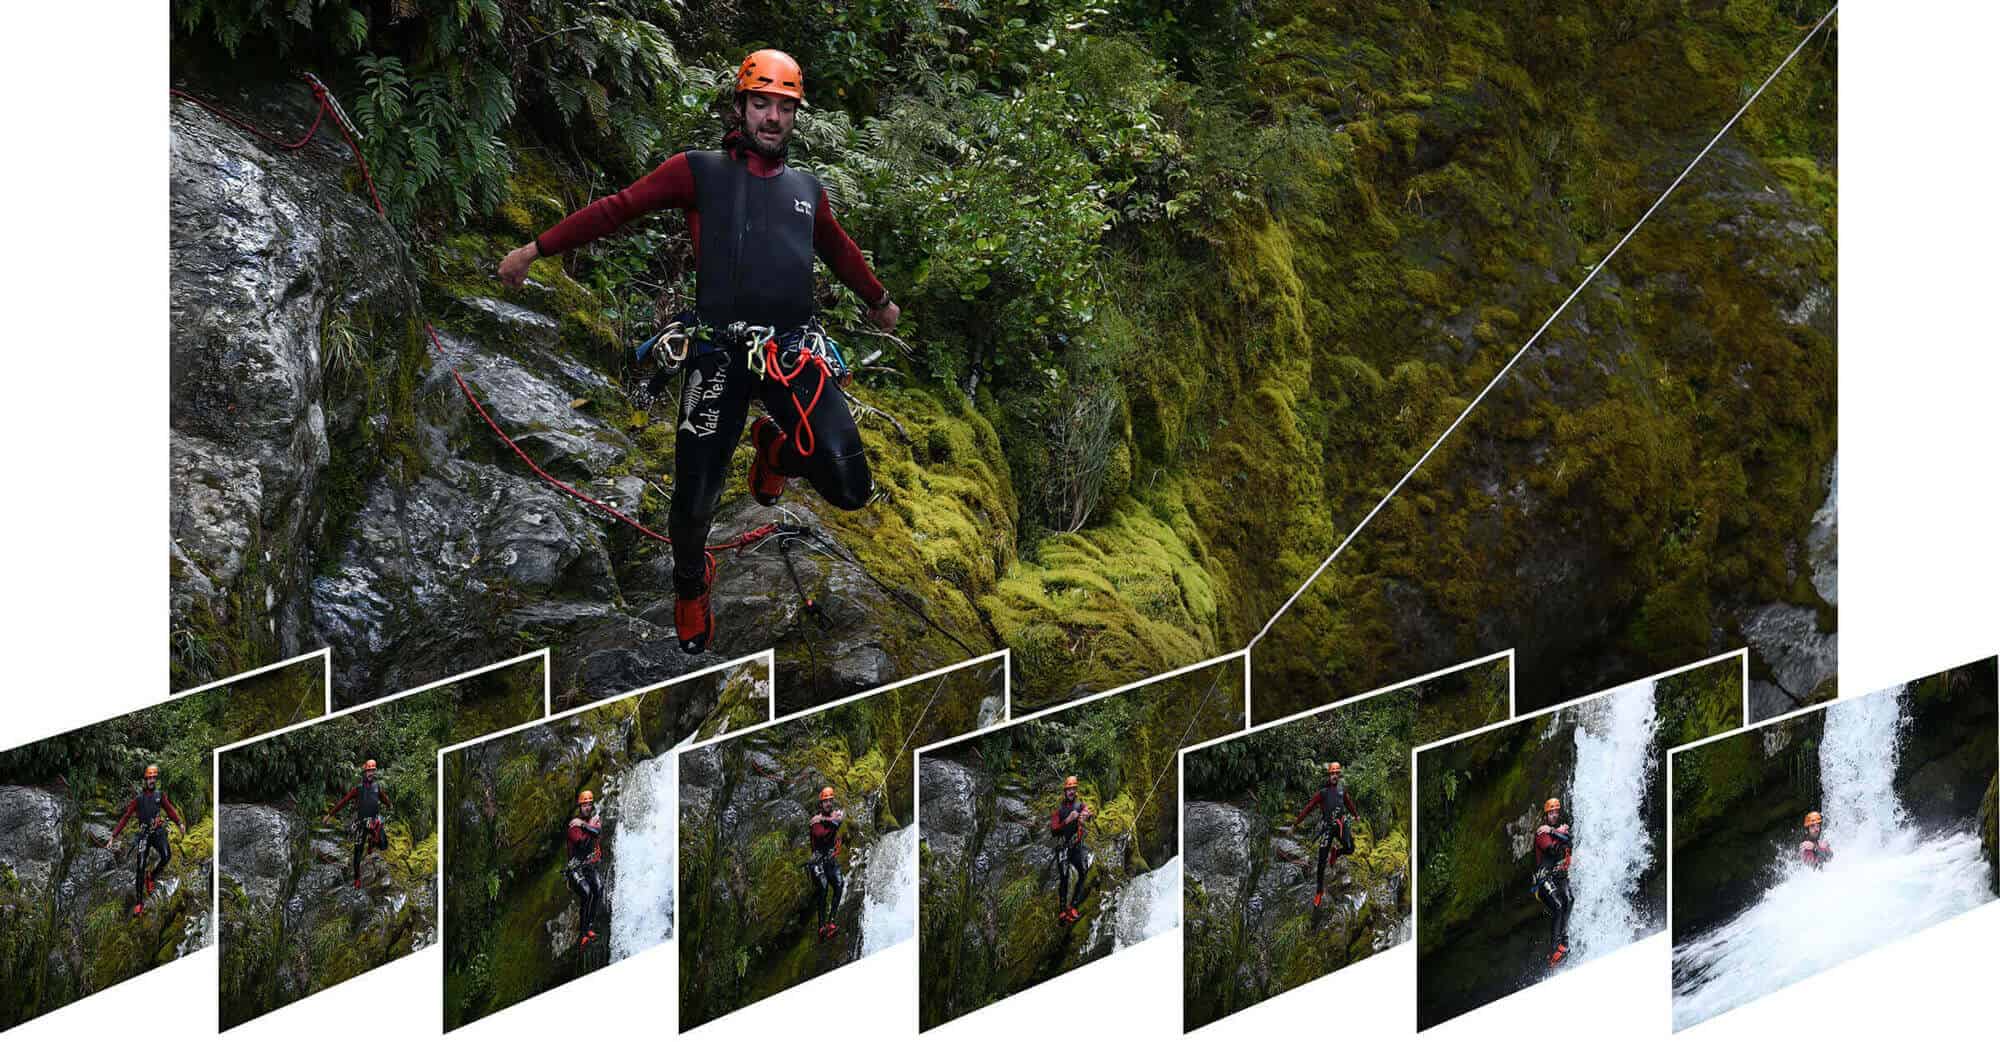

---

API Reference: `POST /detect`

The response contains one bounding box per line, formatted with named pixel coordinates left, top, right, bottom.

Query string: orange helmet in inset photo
left=818, top=786, right=835, bottom=801
left=143, top=764, right=160, bottom=780
left=1325, top=762, right=1342, bottom=777
left=736, top=49, right=805, bottom=102
left=1062, top=776, right=1078, bottom=790
left=579, top=790, right=594, bottom=805
left=363, top=759, right=378, bottom=771
left=1543, top=797, right=1561, bottom=814
left=1803, top=810, right=1822, bottom=828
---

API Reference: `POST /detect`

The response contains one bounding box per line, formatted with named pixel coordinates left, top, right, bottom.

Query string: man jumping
left=325, top=759, right=393, bottom=888
left=499, top=48, right=900, bottom=656
left=1290, top=761, right=1359, bottom=909
left=106, top=763, right=185, bottom=917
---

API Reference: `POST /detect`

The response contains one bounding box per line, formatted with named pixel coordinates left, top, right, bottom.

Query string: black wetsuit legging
left=567, top=861, right=603, bottom=935
left=351, top=819, right=385, bottom=880
left=809, top=852, right=844, bottom=924
left=136, top=826, right=171, bottom=903
left=1315, top=817, right=1356, bottom=893
left=1536, top=872, right=1573, bottom=948
left=1057, top=840, right=1088, bottom=911
left=669, top=346, right=871, bottom=595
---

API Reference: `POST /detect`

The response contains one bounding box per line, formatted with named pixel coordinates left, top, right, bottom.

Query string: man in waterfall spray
left=1799, top=810, right=1834, bottom=868
left=807, top=786, right=845, bottom=939
left=1050, top=776, right=1094, bottom=925
left=105, top=763, right=185, bottom=917
left=566, top=790, right=606, bottom=948
left=325, top=759, right=392, bottom=888
left=1532, top=796, right=1575, bottom=967
left=497, top=48, right=901, bottom=657
left=1289, top=761, right=1360, bottom=909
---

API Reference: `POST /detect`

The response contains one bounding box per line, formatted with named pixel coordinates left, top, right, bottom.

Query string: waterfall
left=1112, top=856, right=1182, bottom=950
left=1565, top=679, right=1661, bottom=962
left=859, top=825, right=919, bottom=956
left=610, top=749, right=678, bottom=961
left=1816, top=684, right=1908, bottom=853
left=1672, top=685, right=1994, bottom=1029
left=977, top=695, right=1004, bottom=730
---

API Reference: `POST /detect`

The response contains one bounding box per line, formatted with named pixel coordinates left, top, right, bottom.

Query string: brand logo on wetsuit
left=793, top=198, right=814, bottom=216
left=680, top=367, right=726, bottom=438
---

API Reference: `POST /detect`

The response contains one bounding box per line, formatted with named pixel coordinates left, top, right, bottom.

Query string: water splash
left=1672, top=685, right=1993, bottom=1030
left=1112, top=856, right=1182, bottom=950
left=610, top=750, right=678, bottom=961
left=859, top=825, right=919, bottom=956
left=1566, top=679, right=1661, bottom=962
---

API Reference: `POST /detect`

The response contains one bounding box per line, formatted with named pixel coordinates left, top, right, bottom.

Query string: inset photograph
left=0, top=651, right=329, bottom=1031
left=918, top=653, right=1245, bottom=1031
left=679, top=651, right=1007, bottom=1031
left=1415, top=651, right=1747, bottom=1030
left=217, top=652, right=547, bottom=1030
left=442, top=651, right=771, bottom=1031
left=1181, top=651, right=1510, bottom=1032
left=1670, top=655, right=1998, bottom=1030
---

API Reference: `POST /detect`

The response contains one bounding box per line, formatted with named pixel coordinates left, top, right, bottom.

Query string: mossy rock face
left=917, top=661, right=1244, bottom=1030
left=1181, top=658, right=1508, bottom=1030
left=0, top=664, right=289, bottom=1032
left=1415, top=663, right=1740, bottom=1030
left=216, top=800, right=437, bottom=1028
left=681, top=658, right=1003, bottom=1030
left=443, top=682, right=701, bottom=1030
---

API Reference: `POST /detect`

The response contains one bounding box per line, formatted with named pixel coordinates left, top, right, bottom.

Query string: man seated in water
left=1798, top=810, right=1833, bottom=868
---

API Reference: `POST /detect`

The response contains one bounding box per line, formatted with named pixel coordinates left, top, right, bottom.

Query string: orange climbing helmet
left=143, top=764, right=160, bottom=780
left=1543, top=798, right=1561, bottom=814
left=363, top=759, right=378, bottom=771
left=818, top=786, right=835, bottom=801
left=579, top=790, right=594, bottom=805
left=736, top=49, right=805, bottom=102
left=1803, top=810, right=1822, bottom=829
left=1062, top=776, right=1078, bottom=790
left=1325, top=762, right=1342, bottom=777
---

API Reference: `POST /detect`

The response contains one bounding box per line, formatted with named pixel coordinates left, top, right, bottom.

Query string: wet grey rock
left=0, top=786, right=69, bottom=892
left=218, top=804, right=297, bottom=911
left=170, top=99, right=408, bottom=676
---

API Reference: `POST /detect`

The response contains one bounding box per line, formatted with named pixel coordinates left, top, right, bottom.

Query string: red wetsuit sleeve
left=813, top=187, right=888, bottom=306
left=111, top=798, right=137, bottom=838
left=163, top=794, right=185, bottom=827
left=568, top=823, right=588, bottom=845
left=1050, top=805, right=1065, bottom=833
left=1293, top=791, right=1324, bottom=828
left=329, top=787, right=359, bottom=815
left=535, top=153, right=698, bottom=257
left=380, top=789, right=393, bottom=811
left=1535, top=832, right=1555, bottom=855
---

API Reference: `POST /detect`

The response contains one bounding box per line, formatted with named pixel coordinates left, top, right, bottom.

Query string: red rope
left=760, top=338, right=832, bottom=458
left=425, top=322, right=775, bottom=552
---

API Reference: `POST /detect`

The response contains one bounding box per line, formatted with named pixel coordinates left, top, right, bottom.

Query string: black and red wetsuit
left=331, top=779, right=392, bottom=881
left=1293, top=780, right=1360, bottom=891
left=807, top=808, right=845, bottom=925
left=1800, top=833, right=1833, bottom=868
left=1533, top=823, right=1575, bottom=950
left=566, top=811, right=605, bottom=941
left=532, top=141, right=888, bottom=597
left=1050, top=796, right=1091, bottom=913
left=111, top=787, right=184, bottom=905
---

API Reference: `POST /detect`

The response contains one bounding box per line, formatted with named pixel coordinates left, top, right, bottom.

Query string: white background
left=0, top=2, right=1992, bottom=1040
